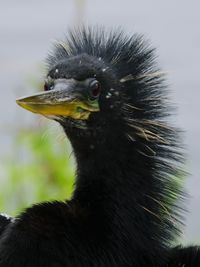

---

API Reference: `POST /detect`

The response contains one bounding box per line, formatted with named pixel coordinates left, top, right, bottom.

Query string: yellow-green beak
left=16, top=79, right=100, bottom=120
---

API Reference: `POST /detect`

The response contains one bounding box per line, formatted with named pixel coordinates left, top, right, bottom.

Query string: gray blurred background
left=0, top=0, right=199, bottom=244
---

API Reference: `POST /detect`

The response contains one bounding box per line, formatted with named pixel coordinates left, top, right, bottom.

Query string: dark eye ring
left=89, top=80, right=101, bottom=99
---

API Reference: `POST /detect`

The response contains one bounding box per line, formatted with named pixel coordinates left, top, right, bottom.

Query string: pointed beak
left=16, top=79, right=100, bottom=120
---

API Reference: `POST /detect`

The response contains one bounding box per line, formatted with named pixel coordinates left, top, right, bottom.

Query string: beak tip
left=16, top=98, right=23, bottom=107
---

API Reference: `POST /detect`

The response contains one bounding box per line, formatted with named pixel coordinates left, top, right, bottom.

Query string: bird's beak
left=16, top=79, right=100, bottom=120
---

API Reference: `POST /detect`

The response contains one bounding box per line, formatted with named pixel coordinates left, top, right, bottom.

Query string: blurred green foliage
left=0, top=123, right=75, bottom=216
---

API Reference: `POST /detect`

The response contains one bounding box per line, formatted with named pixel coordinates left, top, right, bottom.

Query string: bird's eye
left=89, top=80, right=101, bottom=99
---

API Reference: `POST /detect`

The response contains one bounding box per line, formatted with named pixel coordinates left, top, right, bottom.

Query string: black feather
left=0, top=26, right=199, bottom=266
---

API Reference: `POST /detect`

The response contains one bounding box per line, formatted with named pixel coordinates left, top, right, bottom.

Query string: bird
left=0, top=27, right=199, bottom=266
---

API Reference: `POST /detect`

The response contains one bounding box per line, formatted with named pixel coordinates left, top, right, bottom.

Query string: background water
left=0, top=0, right=199, bottom=243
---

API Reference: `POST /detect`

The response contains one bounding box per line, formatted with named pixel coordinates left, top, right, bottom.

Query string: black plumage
left=0, top=27, right=199, bottom=266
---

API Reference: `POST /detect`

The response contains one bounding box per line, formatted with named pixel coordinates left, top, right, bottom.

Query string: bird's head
left=16, top=28, right=166, bottom=153
left=16, top=56, right=126, bottom=149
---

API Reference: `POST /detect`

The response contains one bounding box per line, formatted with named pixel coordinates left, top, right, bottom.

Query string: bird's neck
left=72, top=133, right=154, bottom=202
left=71, top=134, right=166, bottom=254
